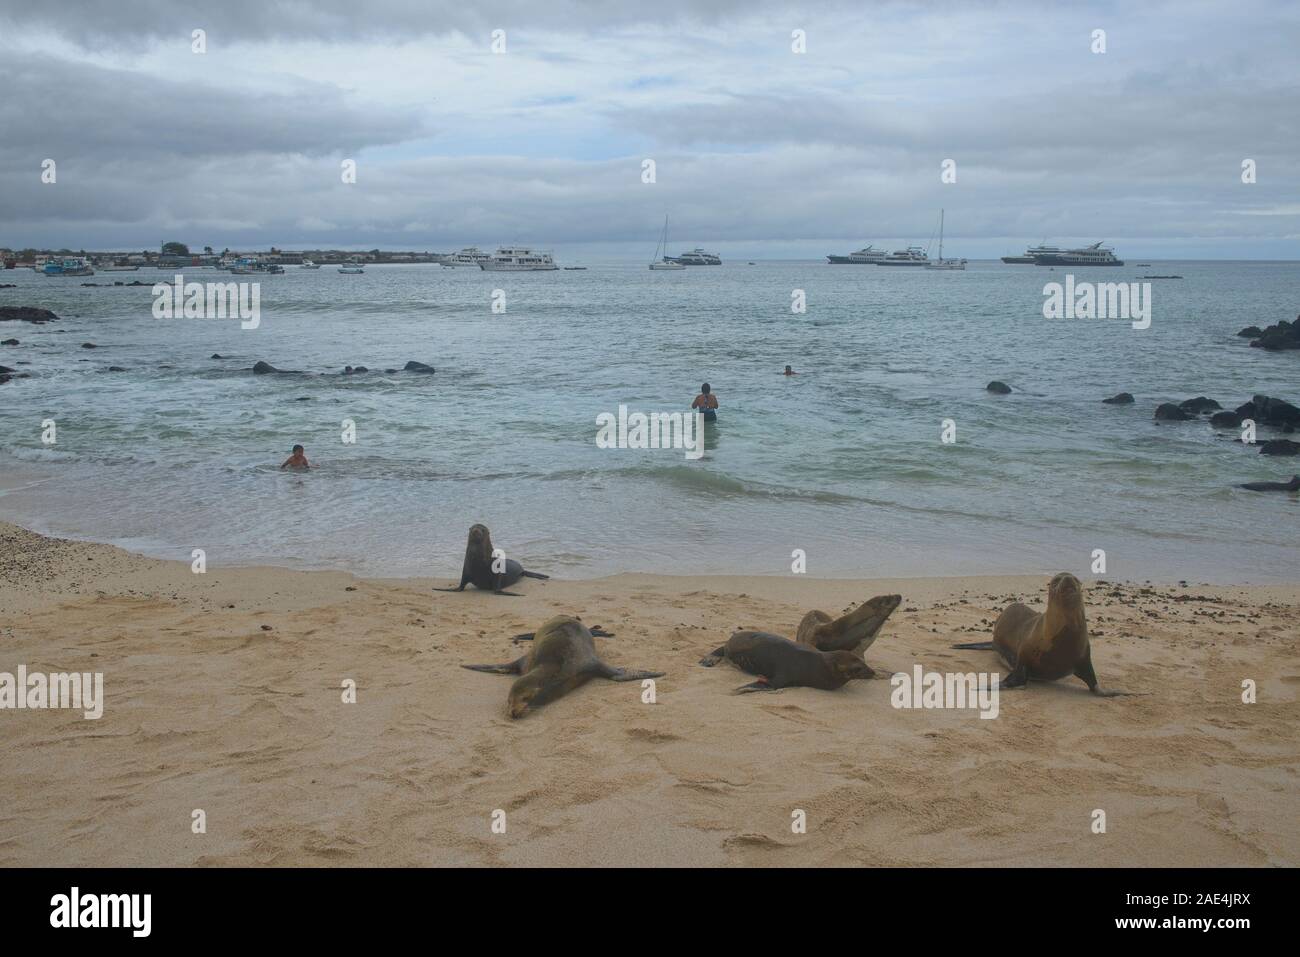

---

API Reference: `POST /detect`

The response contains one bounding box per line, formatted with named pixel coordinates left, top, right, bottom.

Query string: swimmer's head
left=700, top=383, right=711, bottom=394
left=292, top=444, right=304, bottom=454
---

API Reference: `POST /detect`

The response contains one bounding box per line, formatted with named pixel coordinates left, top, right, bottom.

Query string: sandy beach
left=1, top=519, right=1296, bottom=867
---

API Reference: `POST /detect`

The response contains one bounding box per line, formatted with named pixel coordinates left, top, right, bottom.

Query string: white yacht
left=877, top=246, right=930, bottom=266
left=649, top=215, right=686, bottom=271
left=440, top=247, right=492, bottom=267
left=667, top=247, right=721, bottom=265
left=925, top=210, right=966, bottom=270
left=479, top=246, right=558, bottom=271
left=300, top=259, right=321, bottom=269
left=827, top=245, right=888, bottom=264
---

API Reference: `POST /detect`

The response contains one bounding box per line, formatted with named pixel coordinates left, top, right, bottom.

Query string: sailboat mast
left=938, top=209, right=944, bottom=261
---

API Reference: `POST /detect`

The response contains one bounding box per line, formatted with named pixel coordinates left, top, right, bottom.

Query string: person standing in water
left=691, top=383, right=719, bottom=413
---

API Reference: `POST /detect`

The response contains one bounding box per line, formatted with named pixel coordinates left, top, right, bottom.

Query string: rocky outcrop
left=1103, top=392, right=1134, bottom=404
left=985, top=380, right=1011, bottom=394
left=1210, top=411, right=1243, bottom=428
left=1235, top=395, right=1300, bottom=429
left=404, top=360, right=436, bottom=374
left=1259, top=439, right=1300, bottom=456
left=1240, top=316, right=1300, bottom=351
left=1154, top=403, right=1192, bottom=421
left=1, top=338, right=18, bottom=346
left=0, top=306, right=59, bottom=324
left=252, top=361, right=280, bottom=374
left=1179, top=396, right=1221, bottom=414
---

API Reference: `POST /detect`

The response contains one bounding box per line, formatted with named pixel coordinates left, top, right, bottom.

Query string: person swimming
left=280, top=444, right=310, bottom=471
left=783, top=365, right=797, bottom=376
left=691, top=383, right=719, bottom=412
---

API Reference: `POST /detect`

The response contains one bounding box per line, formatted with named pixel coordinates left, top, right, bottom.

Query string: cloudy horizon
left=2, top=0, right=1297, bottom=259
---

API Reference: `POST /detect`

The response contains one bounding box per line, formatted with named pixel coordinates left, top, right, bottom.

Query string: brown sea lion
left=952, top=572, right=1140, bottom=697
left=699, top=631, right=878, bottom=694
left=434, top=524, right=550, bottom=596
left=462, top=616, right=664, bottom=718
left=794, top=594, right=902, bottom=653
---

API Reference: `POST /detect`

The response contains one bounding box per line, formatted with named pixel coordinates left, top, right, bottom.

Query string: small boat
left=563, top=267, right=587, bottom=270
left=338, top=265, right=365, bottom=274
left=300, top=260, right=321, bottom=269
left=42, top=257, right=94, bottom=277
left=649, top=215, right=687, bottom=271
left=100, top=264, right=140, bottom=272
left=666, top=247, right=720, bottom=265
left=925, top=210, right=966, bottom=270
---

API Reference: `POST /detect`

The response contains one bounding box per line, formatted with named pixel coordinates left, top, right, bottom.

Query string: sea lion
left=462, top=616, right=664, bottom=718
left=951, top=572, right=1139, bottom=697
left=434, top=524, right=550, bottom=596
left=699, top=632, right=878, bottom=693
left=1239, top=475, right=1300, bottom=492
left=794, top=594, right=902, bottom=653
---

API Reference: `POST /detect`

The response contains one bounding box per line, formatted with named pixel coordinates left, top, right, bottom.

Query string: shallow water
left=1, top=260, right=1297, bottom=581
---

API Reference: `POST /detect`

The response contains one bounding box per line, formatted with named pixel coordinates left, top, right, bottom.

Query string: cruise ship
left=1001, top=243, right=1062, bottom=264
left=440, top=247, right=492, bottom=267
left=479, top=246, right=559, bottom=271
left=1031, top=242, right=1123, bottom=266
left=666, top=247, right=721, bottom=265
left=827, top=245, right=888, bottom=264
left=877, top=246, right=930, bottom=266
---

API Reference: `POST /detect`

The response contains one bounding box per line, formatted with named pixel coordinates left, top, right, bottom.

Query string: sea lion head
left=507, top=672, right=546, bottom=719
left=1047, top=572, right=1084, bottom=611
left=826, top=651, right=875, bottom=684
left=466, top=523, right=492, bottom=556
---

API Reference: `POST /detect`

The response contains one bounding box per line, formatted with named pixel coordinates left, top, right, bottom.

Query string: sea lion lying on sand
left=434, top=524, right=550, bottom=596
left=463, top=616, right=664, bottom=718
left=700, top=632, right=878, bottom=693
left=952, top=572, right=1140, bottom=697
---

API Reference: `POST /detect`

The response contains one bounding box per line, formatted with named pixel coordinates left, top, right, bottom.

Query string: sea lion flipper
left=589, top=626, right=614, bottom=638
left=733, top=679, right=780, bottom=694
left=462, top=656, right=527, bottom=675
left=952, top=640, right=996, bottom=650
left=698, top=646, right=726, bottom=667
left=512, top=632, right=535, bottom=641
left=520, top=570, right=550, bottom=580
left=433, top=584, right=467, bottom=592
left=493, top=589, right=524, bottom=596
left=603, top=668, right=664, bottom=682
left=1001, top=663, right=1029, bottom=689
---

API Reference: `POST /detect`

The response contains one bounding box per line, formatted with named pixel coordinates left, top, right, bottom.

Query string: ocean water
left=1, top=260, right=1297, bottom=582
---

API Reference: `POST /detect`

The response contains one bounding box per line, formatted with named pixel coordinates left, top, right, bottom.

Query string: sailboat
left=925, top=209, right=967, bottom=270
left=649, top=215, right=686, bottom=270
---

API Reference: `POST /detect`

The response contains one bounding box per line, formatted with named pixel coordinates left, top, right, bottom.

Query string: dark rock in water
left=81, top=342, right=97, bottom=349
left=0, top=375, right=10, bottom=385
left=107, top=366, right=126, bottom=372
left=343, top=365, right=370, bottom=374
left=0, top=365, right=14, bottom=374
left=2, top=338, right=19, bottom=345
left=1237, top=326, right=1263, bottom=338
left=1240, top=475, right=1300, bottom=492
left=211, top=353, right=223, bottom=359
left=986, top=380, right=1011, bottom=394
left=0, top=284, right=16, bottom=289
left=253, top=361, right=280, bottom=374
left=1236, top=395, right=1300, bottom=428
left=1210, top=411, right=1243, bottom=428
left=404, top=360, right=436, bottom=374
left=294, top=396, right=312, bottom=401
left=1246, top=317, right=1300, bottom=351
left=1102, top=392, right=1134, bottom=405
left=384, top=368, right=398, bottom=374
left=1259, top=439, right=1300, bottom=456
left=1179, top=396, right=1221, bottom=414
left=1154, top=403, right=1192, bottom=421
left=0, top=306, right=60, bottom=324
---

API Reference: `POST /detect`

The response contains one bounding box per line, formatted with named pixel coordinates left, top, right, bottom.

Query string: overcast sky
left=1, top=0, right=1297, bottom=258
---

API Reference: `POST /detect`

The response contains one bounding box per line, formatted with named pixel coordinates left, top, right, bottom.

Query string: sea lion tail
left=951, top=641, right=996, bottom=650
left=603, top=667, right=664, bottom=682
left=462, top=662, right=523, bottom=675
left=520, top=570, right=550, bottom=580
left=698, top=647, right=725, bottom=667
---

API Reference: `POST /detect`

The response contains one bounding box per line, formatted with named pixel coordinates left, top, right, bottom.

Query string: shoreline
left=2, top=518, right=1296, bottom=866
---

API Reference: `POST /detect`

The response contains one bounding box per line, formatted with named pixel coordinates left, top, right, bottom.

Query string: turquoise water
left=1, top=260, right=1297, bottom=581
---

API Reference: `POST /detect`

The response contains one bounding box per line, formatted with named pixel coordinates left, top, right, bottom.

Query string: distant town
left=0, top=243, right=449, bottom=270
